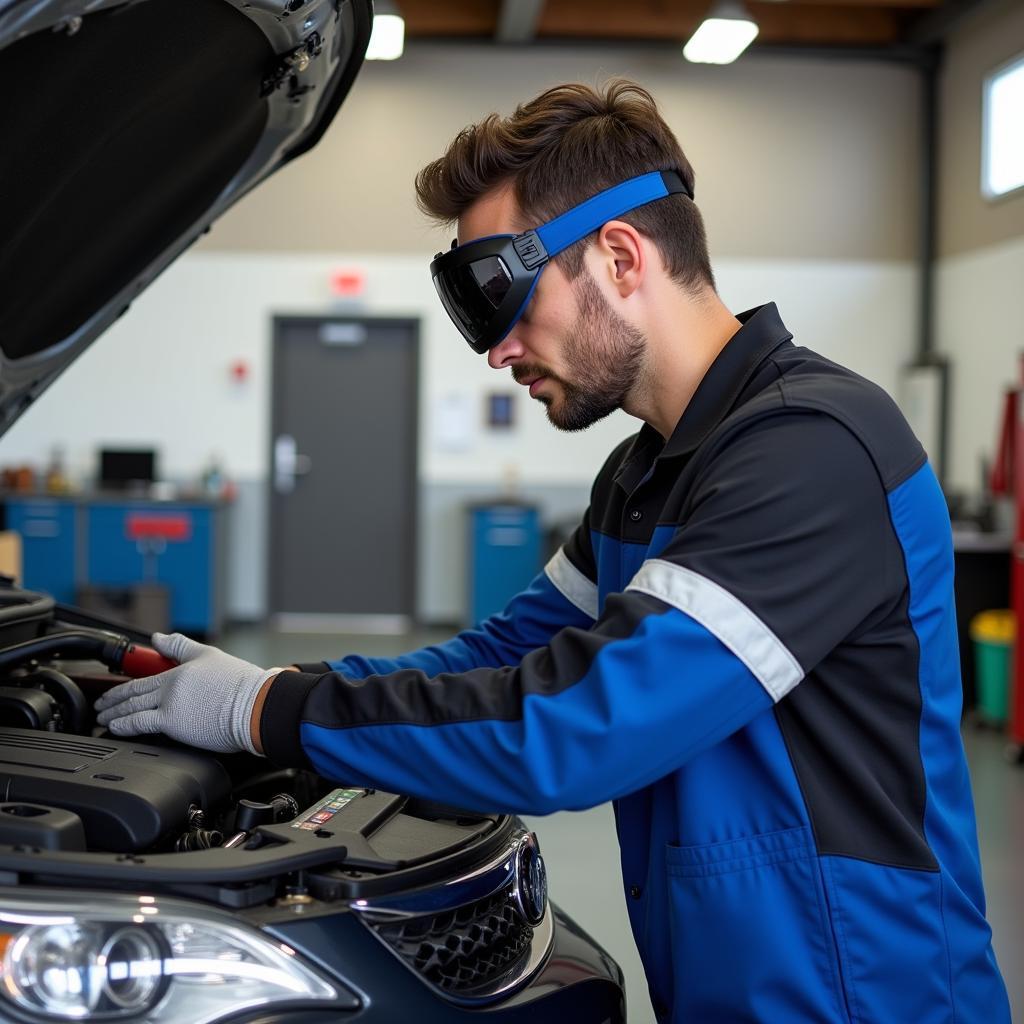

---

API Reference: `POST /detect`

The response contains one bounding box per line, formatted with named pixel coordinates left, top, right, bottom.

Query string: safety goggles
left=430, top=170, right=692, bottom=354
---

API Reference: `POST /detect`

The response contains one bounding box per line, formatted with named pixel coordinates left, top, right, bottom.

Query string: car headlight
left=0, top=891, right=345, bottom=1023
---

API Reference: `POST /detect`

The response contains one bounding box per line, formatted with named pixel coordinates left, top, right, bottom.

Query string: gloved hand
left=94, top=632, right=277, bottom=754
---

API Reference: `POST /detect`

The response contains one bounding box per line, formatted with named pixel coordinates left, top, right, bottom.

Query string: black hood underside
left=0, top=0, right=370, bottom=429
left=2, top=0, right=271, bottom=362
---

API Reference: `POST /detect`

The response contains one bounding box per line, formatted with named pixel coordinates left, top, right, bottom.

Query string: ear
left=592, top=220, right=645, bottom=299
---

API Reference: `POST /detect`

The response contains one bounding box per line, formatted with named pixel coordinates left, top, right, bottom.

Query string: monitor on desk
left=99, top=449, right=157, bottom=490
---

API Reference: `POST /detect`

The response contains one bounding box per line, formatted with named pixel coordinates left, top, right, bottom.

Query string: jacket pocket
left=665, top=825, right=851, bottom=1024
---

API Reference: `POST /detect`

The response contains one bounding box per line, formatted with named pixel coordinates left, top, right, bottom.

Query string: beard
left=512, top=273, right=647, bottom=432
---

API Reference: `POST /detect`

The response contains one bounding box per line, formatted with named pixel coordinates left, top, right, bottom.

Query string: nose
left=487, top=331, right=526, bottom=370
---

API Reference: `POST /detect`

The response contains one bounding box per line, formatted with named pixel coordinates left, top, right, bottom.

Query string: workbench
left=952, top=527, right=1012, bottom=715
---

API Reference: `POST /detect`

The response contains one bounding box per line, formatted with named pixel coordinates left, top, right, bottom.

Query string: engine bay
left=0, top=584, right=506, bottom=908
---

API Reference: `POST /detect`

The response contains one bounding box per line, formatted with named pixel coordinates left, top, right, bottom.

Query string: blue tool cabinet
left=4, top=498, right=78, bottom=605
left=85, top=503, right=217, bottom=634
left=466, top=502, right=542, bottom=626
left=3, top=494, right=226, bottom=635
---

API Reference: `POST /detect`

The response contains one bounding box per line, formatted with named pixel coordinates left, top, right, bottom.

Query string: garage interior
left=1, top=0, right=1022, bottom=1019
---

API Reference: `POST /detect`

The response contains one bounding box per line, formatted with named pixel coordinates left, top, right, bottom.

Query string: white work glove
left=94, top=632, right=277, bottom=755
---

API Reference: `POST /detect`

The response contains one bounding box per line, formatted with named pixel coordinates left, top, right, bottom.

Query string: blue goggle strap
left=511, top=170, right=690, bottom=271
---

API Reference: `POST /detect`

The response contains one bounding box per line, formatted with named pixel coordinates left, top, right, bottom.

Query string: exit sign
left=330, top=268, right=366, bottom=297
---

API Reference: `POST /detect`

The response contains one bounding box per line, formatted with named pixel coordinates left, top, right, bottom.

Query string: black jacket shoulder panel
left=711, top=347, right=927, bottom=493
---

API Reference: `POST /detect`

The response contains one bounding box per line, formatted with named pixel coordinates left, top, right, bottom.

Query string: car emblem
left=513, top=833, right=548, bottom=926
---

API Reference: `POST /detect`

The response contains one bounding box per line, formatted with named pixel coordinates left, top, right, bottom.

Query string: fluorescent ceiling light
left=366, top=12, right=405, bottom=60
left=684, top=2, right=759, bottom=65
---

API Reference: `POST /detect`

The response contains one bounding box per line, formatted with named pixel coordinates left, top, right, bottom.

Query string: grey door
left=268, top=316, right=418, bottom=630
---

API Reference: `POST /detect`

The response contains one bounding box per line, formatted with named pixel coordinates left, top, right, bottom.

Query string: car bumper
left=263, top=900, right=626, bottom=1022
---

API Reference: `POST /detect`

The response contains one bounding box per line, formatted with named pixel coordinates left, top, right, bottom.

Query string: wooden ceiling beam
left=398, top=0, right=941, bottom=48
left=399, top=0, right=500, bottom=37
left=749, top=4, right=905, bottom=45
left=538, top=0, right=703, bottom=39
left=535, top=0, right=918, bottom=45
left=779, top=0, right=939, bottom=7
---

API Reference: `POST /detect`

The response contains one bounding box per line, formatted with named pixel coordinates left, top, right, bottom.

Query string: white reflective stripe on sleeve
left=626, top=559, right=804, bottom=702
left=544, top=548, right=599, bottom=621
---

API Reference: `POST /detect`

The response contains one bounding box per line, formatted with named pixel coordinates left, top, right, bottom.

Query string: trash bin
left=76, top=583, right=170, bottom=636
left=466, top=502, right=541, bottom=626
left=969, top=609, right=1015, bottom=725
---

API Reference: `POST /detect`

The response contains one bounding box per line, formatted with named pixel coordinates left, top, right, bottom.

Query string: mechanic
left=96, top=81, right=1010, bottom=1022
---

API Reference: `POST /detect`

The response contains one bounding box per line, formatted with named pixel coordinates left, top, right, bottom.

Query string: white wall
left=204, top=45, right=920, bottom=263
left=1, top=251, right=916, bottom=619
left=1, top=251, right=916, bottom=486
left=936, top=235, right=1024, bottom=494
left=935, top=0, right=1024, bottom=496
left=937, top=0, right=1024, bottom=259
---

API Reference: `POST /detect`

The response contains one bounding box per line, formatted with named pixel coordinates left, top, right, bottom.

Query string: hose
left=0, top=589, right=55, bottom=625
left=0, top=630, right=176, bottom=680
left=0, top=630, right=126, bottom=672
left=15, top=667, right=89, bottom=734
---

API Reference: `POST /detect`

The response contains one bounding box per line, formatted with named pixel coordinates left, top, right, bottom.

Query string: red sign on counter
left=125, top=514, right=192, bottom=542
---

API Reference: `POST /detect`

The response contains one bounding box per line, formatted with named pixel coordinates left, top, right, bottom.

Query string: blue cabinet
left=85, top=504, right=217, bottom=634
left=467, top=503, right=542, bottom=626
left=5, top=498, right=78, bottom=604
left=4, top=495, right=225, bottom=635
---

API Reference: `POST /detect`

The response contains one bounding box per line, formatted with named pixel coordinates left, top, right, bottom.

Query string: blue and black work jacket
left=264, top=303, right=1010, bottom=1023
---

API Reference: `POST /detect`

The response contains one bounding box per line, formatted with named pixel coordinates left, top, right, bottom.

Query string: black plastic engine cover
left=0, top=728, right=230, bottom=852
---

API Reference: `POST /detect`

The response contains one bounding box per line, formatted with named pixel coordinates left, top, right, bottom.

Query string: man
left=96, top=81, right=1010, bottom=1022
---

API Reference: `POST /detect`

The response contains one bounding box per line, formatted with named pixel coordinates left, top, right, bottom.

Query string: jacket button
left=629, top=885, right=642, bottom=899
left=629, top=509, right=642, bottom=522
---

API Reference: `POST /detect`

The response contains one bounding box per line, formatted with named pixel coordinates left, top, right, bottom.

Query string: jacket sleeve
left=294, top=511, right=598, bottom=680
left=261, top=413, right=903, bottom=815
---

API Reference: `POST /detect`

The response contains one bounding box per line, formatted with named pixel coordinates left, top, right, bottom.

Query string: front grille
left=367, top=887, right=533, bottom=994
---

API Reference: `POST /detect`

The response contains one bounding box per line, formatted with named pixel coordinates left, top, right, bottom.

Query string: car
left=0, top=1, right=626, bottom=1021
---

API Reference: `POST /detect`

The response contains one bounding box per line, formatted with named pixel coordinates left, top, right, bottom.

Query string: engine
left=0, top=584, right=503, bottom=875
left=0, top=728, right=231, bottom=852
left=0, top=586, right=323, bottom=855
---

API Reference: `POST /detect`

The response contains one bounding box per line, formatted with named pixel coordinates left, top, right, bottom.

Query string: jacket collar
left=614, top=302, right=793, bottom=489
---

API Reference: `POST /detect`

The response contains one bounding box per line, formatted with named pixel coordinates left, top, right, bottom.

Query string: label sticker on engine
left=291, top=788, right=366, bottom=830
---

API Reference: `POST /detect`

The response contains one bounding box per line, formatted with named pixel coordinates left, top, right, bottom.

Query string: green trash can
left=969, top=610, right=1015, bottom=725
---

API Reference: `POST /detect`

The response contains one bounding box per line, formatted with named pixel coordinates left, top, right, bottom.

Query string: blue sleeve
left=268, top=593, right=775, bottom=815
left=260, top=415, right=890, bottom=816
left=325, top=554, right=596, bottom=679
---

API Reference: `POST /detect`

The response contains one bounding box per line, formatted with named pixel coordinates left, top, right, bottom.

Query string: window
left=982, top=53, right=1024, bottom=199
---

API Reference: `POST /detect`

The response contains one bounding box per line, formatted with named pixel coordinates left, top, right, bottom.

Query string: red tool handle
left=121, top=645, right=178, bottom=678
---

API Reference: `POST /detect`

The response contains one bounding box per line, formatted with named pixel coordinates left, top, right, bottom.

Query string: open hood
left=0, top=0, right=372, bottom=433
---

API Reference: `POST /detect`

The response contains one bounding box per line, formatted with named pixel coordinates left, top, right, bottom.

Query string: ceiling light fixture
left=683, top=1, right=759, bottom=65
left=366, top=0, right=405, bottom=60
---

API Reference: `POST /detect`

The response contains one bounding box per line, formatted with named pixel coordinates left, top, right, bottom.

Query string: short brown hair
left=415, top=79, right=714, bottom=292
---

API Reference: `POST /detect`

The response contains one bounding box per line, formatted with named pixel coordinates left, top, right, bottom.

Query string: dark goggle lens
left=436, top=256, right=513, bottom=347
left=469, top=255, right=513, bottom=308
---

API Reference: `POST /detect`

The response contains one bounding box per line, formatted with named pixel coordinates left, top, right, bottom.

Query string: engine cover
left=0, top=728, right=230, bottom=852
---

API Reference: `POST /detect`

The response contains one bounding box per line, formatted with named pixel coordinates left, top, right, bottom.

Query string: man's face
left=457, top=189, right=646, bottom=432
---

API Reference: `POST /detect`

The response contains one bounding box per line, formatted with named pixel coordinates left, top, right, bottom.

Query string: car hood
left=0, top=0, right=371, bottom=434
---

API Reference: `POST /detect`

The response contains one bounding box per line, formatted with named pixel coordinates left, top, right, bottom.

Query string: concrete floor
left=223, top=625, right=1024, bottom=1022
